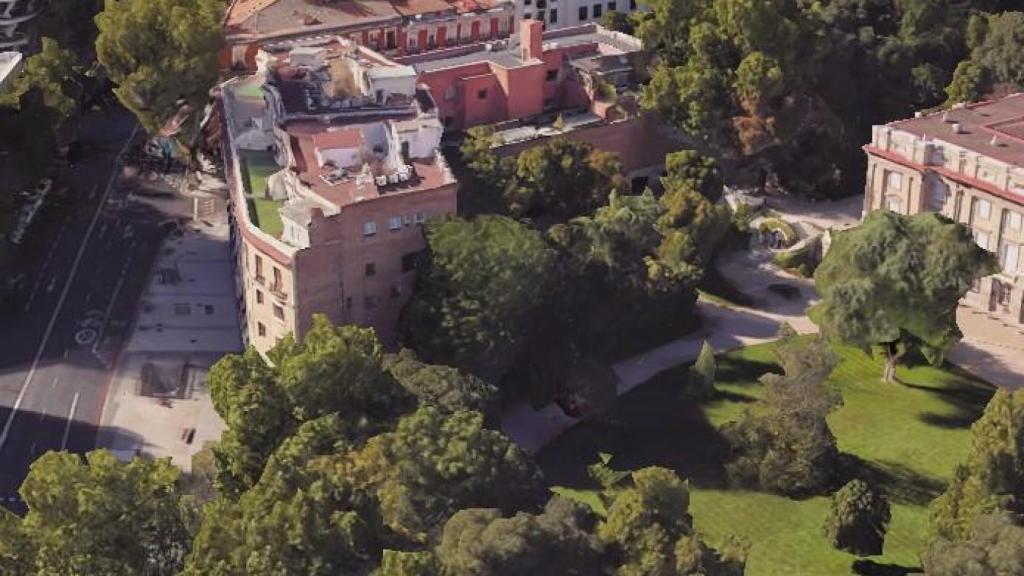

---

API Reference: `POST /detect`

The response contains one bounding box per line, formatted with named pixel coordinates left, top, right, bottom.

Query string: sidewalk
left=948, top=307, right=1024, bottom=390
left=97, top=214, right=241, bottom=471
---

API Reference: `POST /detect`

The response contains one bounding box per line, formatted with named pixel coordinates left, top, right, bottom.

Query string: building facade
left=222, top=0, right=516, bottom=71
left=515, top=0, right=641, bottom=31
left=222, top=39, right=457, bottom=353
left=864, top=94, right=1024, bottom=325
left=403, top=20, right=682, bottom=185
left=0, top=0, right=42, bottom=52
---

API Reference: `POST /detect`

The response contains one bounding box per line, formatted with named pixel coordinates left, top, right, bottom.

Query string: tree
left=384, top=348, right=500, bottom=422
left=661, top=150, right=724, bottom=202
left=599, top=467, right=745, bottom=575
left=970, top=12, right=1024, bottom=90
left=95, top=0, right=223, bottom=136
left=437, top=497, right=604, bottom=575
left=922, top=512, right=1024, bottom=576
left=505, top=138, right=622, bottom=223
left=209, top=316, right=414, bottom=495
left=687, top=340, right=716, bottom=399
left=376, top=550, right=440, bottom=576
left=9, top=451, right=190, bottom=576
left=809, top=211, right=996, bottom=383
left=329, top=407, right=544, bottom=543
left=0, top=38, right=81, bottom=127
left=721, top=329, right=842, bottom=496
left=929, top=389, right=1024, bottom=541
left=400, top=215, right=558, bottom=381
left=824, top=479, right=891, bottom=556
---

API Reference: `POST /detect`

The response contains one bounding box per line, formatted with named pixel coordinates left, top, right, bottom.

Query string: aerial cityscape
left=0, top=0, right=1022, bottom=574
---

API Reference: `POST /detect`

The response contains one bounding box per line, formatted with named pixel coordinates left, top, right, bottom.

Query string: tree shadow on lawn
left=838, top=455, right=946, bottom=507
left=851, top=559, right=923, bottom=576
left=536, top=371, right=734, bottom=491
left=901, top=373, right=994, bottom=431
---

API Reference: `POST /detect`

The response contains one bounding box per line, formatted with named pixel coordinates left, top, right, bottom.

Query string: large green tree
left=0, top=38, right=81, bottom=127
left=809, top=210, right=996, bottom=382
left=824, top=479, right=891, bottom=556
left=400, top=215, right=558, bottom=381
left=384, top=348, right=500, bottom=422
left=721, top=329, right=842, bottom=496
left=209, top=316, right=414, bottom=495
left=945, top=11, right=1024, bottom=104
left=599, top=467, right=745, bottom=576
left=95, top=0, right=223, bottom=135
left=2, top=451, right=190, bottom=576
left=923, top=512, right=1024, bottom=576
left=437, top=497, right=604, bottom=575
left=930, top=389, right=1023, bottom=541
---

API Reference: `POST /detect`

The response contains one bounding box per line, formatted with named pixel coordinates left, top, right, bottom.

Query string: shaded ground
left=538, top=340, right=994, bottom=576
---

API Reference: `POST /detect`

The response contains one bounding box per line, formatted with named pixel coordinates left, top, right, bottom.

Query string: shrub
left=823, top=480, right=891, bottom=556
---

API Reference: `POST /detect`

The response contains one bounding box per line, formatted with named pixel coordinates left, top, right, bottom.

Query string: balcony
left=270, top=282, right=288, bottom=301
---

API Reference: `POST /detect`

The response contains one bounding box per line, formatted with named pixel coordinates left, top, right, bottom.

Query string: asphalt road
left=0, top=109, right=192, bottom=509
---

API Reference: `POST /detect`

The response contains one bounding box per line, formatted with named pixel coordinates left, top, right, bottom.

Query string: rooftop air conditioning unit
left=951, top=122, right=964, bottom=134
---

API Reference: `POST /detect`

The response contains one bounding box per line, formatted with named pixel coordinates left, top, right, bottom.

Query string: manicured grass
left=537, top=340, right=994, bottom=576
left=240, top=149, right=279, bottom=197
left=239, top=150, right=284, bottom=238
left=248, top=197, right=284, bottom=238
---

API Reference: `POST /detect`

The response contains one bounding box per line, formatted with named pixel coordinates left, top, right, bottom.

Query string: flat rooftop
left=889, top=93, right=1024, bottom=168
left=400, top=24, right=642, bottom=73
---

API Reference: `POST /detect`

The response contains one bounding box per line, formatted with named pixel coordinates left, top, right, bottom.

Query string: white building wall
left=515, top=0, right=642, bottom=30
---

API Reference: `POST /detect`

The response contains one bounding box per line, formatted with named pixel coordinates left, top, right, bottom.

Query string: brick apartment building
left=864, top=94, right=1024, bottom=325
left=222, top=39, right=457, bottom=352
left=402, top=20, right=684, bottom=186
left=222, top=0, right=516, bottom=71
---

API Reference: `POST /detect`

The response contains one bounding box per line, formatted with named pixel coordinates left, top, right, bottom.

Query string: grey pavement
left=98, top=213, right=240, bottom=470
left=0, top=109, right=195, bottom=508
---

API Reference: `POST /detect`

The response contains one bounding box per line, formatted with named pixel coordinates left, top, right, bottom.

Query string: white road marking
left=0, top=123, right=139, bottom=454
left=91, top=274, right=126, bottom=355
left=60, top=392, right=79, bottom=451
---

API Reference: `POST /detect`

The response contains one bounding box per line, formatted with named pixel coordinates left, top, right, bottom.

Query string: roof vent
left=991, top=135, right=1004, bottom=147
left=942, top=112, right=952, bottom=123
left=914, top=111, right=923, bottom=118
left=951, top=122, right=964, bottom=134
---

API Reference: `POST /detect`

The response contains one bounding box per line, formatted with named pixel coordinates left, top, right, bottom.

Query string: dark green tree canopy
left=930, top=389, right=1023, bottom=541
left=824, top=479, right=892, bottom=556
left=384, top=348, right=500, bottom=422
left=809, top=210, right=996, bottom=381
left=95, top=0, right=223, bottom=135
left=923, top=512, right=1024, bottom=576
left=4, top=451, right=190, bottom=576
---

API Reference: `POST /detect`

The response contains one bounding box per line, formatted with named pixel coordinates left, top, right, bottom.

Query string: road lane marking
left=91, top=275, right=126, bottom=355
left=0, top=123, right=139, bottom=454
left=60, top=392, right=80, bottom=451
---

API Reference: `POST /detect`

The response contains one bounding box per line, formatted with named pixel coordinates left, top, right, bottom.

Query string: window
left=444, top=86, right=456, bottom=101
left=629, top=0, right=636, bottom=9
left=999, top=241, right=1020, bottom=273
left=256, top=290, right=264, bottom=304
left=363, top=221, right=377, bottom=236
left=254, top=254, right=264, bottom=281
left=608, top=0, right=616, bottom=10
left=523, top=11, right=532, bottom=19
left=974, top=229, right=991, bottom=250
left=414, top=211, right=426, bottom=224
left=174, top=303, right=191, bottom=316
left=273, top=304, right=284, bottom=321
left=408, top=36, right=417, bottom=48
left=257, top=322, right=266, bottom=337
left=402, top=252, right=418, bottom=272
left=545, top=69, right=557, bottom=81
left=365, top=296, right=379, bottom=310
left=273, top=267, right=282, bottom=291
left=593, top=3, right=602, bottom=18
left=884, top=195, right=902, bottom=213
left=525, top=0, right=531, bottom=5
left=537, top=9, right=545, bottom=21
left=975, top=198, right=992, bottom=221
left=365, top=262, right=376, bottom=276
left=386, top=31, right=397, bottom=49
left=578, top=5, right=588, bottom=20
left=477, top=88, right=488, bottom=99
left=389, top=216, right=402, bottom=230
left=390, top=284, right=402, bottom=298
left=885, top=170, right=902, bottom=192
left=549, top=8, right=558, bottom=22
left=1006, top=210, right=1023, bottom=231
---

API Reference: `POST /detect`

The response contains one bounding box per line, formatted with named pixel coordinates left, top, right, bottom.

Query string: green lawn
left=537, top=340, right=994, bottom=576
left=239, top=150, right=284, bottom=238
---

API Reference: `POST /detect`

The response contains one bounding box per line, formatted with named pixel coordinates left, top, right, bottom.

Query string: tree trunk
left=883, top=342, right=898, bottom=383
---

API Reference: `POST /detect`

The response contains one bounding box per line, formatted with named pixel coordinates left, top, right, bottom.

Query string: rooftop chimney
left=520, top=20, right=544, bottom=61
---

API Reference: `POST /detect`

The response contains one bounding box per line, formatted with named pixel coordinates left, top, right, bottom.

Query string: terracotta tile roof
left=391, top=0, right=454, bottom=16
left=312, top=127, right=364, bottom=149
